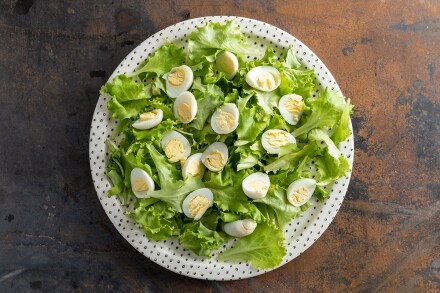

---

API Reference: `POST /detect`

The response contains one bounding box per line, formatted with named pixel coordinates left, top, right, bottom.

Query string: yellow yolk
left=139, top=111, right=157, bottom=121
left=188, top=196, right=209, bottom=217
left=167, top=67, right=185, bottom=86
left=132, top=178, right=149, bottom=192
left=204, top=150, right=225, bottom=170
left=215, top=110, right=235, bottom=132
left=177, top=103, right=192, bottom=121
left=266, top=131, right=289, bottom=148
left=248, top=180, right=269, bottom=193
left=291, top=187, right=309, bottom=204
left=256, top=71, right=275, bottom=90
left=284, top=97, right=303, bottom=119
left=164, top=139, right=185, bottom=162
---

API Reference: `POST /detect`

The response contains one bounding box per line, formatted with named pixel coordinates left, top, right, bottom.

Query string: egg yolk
left=164, top=139, right=185, bottom=162
left=215, top=110, right=236, bottom=132
left=204, top=150, right=225, bottom=170
left=168, top=67, right=185, bottom=86
left=256, top=71, right=275, bottom=90
left=284, top=97, right=303, bottom=120
left=248, top=180, right=269, bottom=194
left=186, top=161, right=202, bottom=176
left=139, top=111, right=157, bottom=121
left=177, top=103, right=192, bottom=121
left=132, top=178, right=149, bottom=192
left=266, top=131, right=289, bottom=148
left=188, top=196, right=209, bottom=217
left=291, top=186, right=309, bottom=204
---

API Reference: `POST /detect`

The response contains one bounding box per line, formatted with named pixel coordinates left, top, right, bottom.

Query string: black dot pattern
left=88, top=16, right=354, bottom=281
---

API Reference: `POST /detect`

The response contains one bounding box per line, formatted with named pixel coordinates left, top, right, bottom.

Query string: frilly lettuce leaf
left=309, top=129, right=350, bottom=185
left=130, top=42, right=186, bottom=76
left=204, top=167, right=265, bottom=223
left=218, top=222, right=286, bottom=269
left=331, top=98, right=354, bottom=144
left=179, top=222, right=229, bottom=257
left=127, top=199, right=181, bottom=241
left=255, top=187, right=300, bottom=228
left=292, top=89, right=346, bottom=137
left=188, top=20, right=260, bottom=62
left=147, top=176, right=204, bottom=213
left=145, top=144, right=181, bottom=187
left=102, top=75, right=151, bottom=121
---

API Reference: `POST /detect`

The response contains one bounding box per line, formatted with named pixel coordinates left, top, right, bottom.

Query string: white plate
left=89, top=16, right=354, bottom=280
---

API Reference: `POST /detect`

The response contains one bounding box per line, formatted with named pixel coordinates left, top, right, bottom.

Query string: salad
left=101, top=21, right=353, bottom=270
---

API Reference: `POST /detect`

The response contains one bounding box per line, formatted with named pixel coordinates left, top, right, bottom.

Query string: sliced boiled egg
left=286, top=178, right=316, bottom=206
left=278, top=94, right=304, bottom=125
left=173, top=91, right=197, bottom=124
left=130, top=168, right=155, bottom=198
left=246, top=66, right=281, bottom=92
left=132, top=109, right=163, bottom=130
left=201, top=142, right=228, bottom=172
left=161, top=131, right=191, bottom=163
left=242, top=172, right=270, bottom=199
left=182, top=188, right=214, bottom=220
left=182, top=153, right=205, bottom=178
left=164, top=65, right=193, bottom=98
left=261, top=129, right=296, bottom=154
left=211, top=103, right=239, bottom=134
left=216, top=51, right=239, bottom=80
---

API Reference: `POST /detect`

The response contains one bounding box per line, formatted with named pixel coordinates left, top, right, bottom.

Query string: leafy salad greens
left=101, top=20, right=353, bottom=269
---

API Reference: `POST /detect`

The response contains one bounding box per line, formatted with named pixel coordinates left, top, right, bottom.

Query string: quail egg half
left=286, top=178, right=316, bottom=206
left=182, top=188, right=214, bottom=220
left=246, top=66, right=281, bottom=92
left=261, top=129, right=296, bottom=154
left=242, top=172, right=270, bottom=199
left=223, top=219, right=257, bottom=237
left=216, top=51, right=239, bottom=80
left=278, top=94, right=304, bottom=125
left=130, top=168, right=155, bottom=198
left=182, top=153, right=206, bottom=178
left=132, top=109, right=163, bottom=130
left=173, top=91, right=197, bottom=124
left=211, top=103, right=239, bottom=134
left=161, top=131, right=191, bottom=163
left=201, top=142, right=229, bottom=172
left=164, top=65, right=194, bottom=98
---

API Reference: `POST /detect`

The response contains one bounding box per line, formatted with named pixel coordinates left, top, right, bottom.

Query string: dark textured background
left=1, top=0, right=439, bottom=292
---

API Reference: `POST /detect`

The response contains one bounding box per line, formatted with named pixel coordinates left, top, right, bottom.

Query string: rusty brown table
left=1, top=1, right=439, bottom=292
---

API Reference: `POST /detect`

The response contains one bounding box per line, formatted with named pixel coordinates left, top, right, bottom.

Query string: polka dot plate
left=89, top=16, right=354, bottom=280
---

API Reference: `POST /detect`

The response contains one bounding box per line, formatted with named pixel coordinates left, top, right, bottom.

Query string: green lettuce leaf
left=179, top=221, right=229, bottom=257
left=309, top=129, right=350, bottom=184
left=145, top=144, right=181, bottom=187
left=285, top=46, right=301, bottom=68
left=127, top=199, right=180, bottom=241
left=204, top=167, right=265, bottom=223
left=292, top=89, right=345, bottom=137
left=130, top=42, right=186, bottom=76
left=102, top=75, right=151, bottom=121
left=147, top=176, right=204, bottom=213
left=188, top=20, right=260, bottom=62
left=189, top=79, right=224, bottom=130
left=236, top=105, right=271, bottom=142
left=218, top=222, right=286, bottom=269
left=331, top=98, right=353, bottom=144
left=255, top=187, right=300, bottom=228
left=264, top=143, right=320, bottom=173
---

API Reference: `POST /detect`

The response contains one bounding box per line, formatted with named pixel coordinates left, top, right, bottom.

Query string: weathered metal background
left=0, top=0, right=439, bottom=292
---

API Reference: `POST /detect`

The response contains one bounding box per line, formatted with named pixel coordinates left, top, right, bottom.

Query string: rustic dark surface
left=1, top=0, right=439, bottom=292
